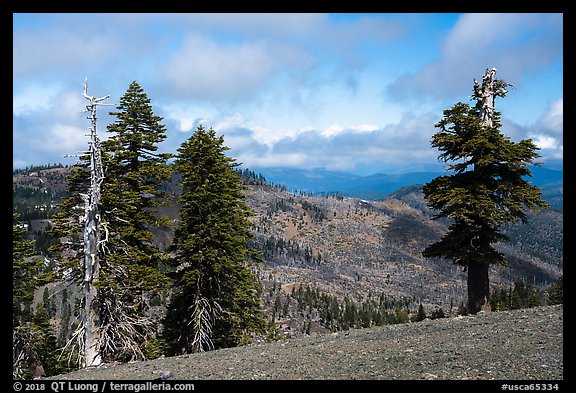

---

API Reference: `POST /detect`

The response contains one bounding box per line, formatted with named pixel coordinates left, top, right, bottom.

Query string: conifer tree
left=48, top=163, right=91, bottom=272
left=414, top=303, right=427, bottom=322
left=96, top=81, right=173, bottom=361
left=422, top=68, right=548, bottom=314
left=13, top=213, right=43, bottom=326
left=49, top=81, right=172, bottom=364
left=163, top=125, right=266, bottom=354
left=547, top=276, right=563, bottom=305
left=431, top=308, right=446, bottom=319
left=13, top=213, right=56, bottom=378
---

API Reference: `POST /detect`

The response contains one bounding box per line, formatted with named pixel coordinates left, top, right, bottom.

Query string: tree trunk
left=467, top=263, right=491, bottom=314
left=80, top=79, right=109, bottom=368
left=83, top=205, right=102, bottom=367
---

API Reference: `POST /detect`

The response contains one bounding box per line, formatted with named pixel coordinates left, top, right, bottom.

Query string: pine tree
left=48, top=164, right=91, bottom=276
left=422, top=68, right=548, bottom=314
left=511, top=279, right=527, bottom=309
left=13, top=213, right=57, bottom=378
left=163, top=126, right=266, bottom=354
left=547, top=276, right=563, bottom=305
left=31, top=305, right=61, bottom=375
left=526, top=291, right=543, bottom=308
left=13, top=213, right=43, bottom=326
left=490, top=287, right=503, bottom=311
left=95, top=81, right=173, bottom=361
left=457, top=302, right=468, bottom=316
left=431, top=308, right=446, bottom=319
left=414, top=303, right=427, bottom=322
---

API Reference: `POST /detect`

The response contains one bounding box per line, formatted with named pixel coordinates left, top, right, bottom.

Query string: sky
left=13, top=13, right=563, bottom=175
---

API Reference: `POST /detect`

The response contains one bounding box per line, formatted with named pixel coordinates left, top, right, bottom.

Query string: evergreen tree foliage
left=457, top=302, right=469, bottom=316
left=287, top=283, right=417, bottom=332
left=431, top=307, right=446, bottom=319
left=414, top=303, right=427, bottom=322
left=42, top=287, right=57, bottom=318
left=95, top=81, right=173, bottom=361
left=13, top=213, right=60, bottom=378
left=45, top=163, right=91, bottom=368
left=100, top=80, right=173, bottom=285
left=48, top=155, right=95, bottom=287
left=31, top=305, right=61, bottom=374
left=13, top=304, right=75, bottom=379
left=422, top=71, right=548, bottom=314
left=547, top=276, right=563, bottom=305
left=163, top=125, right=267, bottom=355
left=48, top=81, right=173, bottom=364
left=13, top=213, right=45, bottom=326
left=490, top=279, right=546, bottom=311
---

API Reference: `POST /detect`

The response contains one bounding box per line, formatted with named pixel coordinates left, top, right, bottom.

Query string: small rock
left=154, top=370, right=172, bottom=380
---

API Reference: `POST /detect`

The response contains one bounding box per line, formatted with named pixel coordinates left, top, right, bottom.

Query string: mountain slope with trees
left=13, top=165, right=563, bottom=352
left=13, top=68, right=562, bottom=380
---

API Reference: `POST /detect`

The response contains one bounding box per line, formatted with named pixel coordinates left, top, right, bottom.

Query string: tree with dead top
left=49, top=79, right=112, bottom=368
left=50, top=80, right=172, bottom=367
left=422, top=68, right=548, bottom=314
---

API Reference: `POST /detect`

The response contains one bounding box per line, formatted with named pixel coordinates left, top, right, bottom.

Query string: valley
left=14, top=165, right=563, bottom=341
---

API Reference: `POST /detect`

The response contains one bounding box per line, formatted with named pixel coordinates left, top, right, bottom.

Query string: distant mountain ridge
left=253, top=164, right=563, bottom=202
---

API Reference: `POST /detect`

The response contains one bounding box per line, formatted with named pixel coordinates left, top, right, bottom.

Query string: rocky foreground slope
left=49, top=305, right=562, bottom=381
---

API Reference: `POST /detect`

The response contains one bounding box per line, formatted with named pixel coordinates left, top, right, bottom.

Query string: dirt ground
left=47, top=304, right=562, bottom=382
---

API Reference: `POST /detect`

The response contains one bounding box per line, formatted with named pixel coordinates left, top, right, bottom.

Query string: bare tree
left=77, top=79, right=113, bottom=367
left=472, top=67, right=513, bottom=128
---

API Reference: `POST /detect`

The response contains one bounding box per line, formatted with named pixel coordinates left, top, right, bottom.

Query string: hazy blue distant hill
left=540, top=185, right=563, bottom=212
left=254, top=164, right=563, bottom=202
left=253, top=167, right=361, bottom=194
left=527, top=165, right=563, bottom=187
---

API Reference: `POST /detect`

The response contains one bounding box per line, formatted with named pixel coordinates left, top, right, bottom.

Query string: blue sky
left=13, top=13, right=563, bottom=175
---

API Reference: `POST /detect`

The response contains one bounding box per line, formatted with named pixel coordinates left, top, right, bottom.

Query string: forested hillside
left=13, top=164, right=563, bottom=356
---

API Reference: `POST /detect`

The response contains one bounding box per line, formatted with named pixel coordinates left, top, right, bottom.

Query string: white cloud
left=163, top=13, right=403, bottom=50
left=12, top=13, right=562, bottom=172
left=321, top=123, right=381, bottom=138
left=538, top=98, right=563, bottom=134
left=321, top=124, right=344, bottom=138
left=162, top=35, right=279, bottom=101
left=160, top=102, right=218, bottom=132
left=525, top=97, right=563, bottom=160
left=502, top=98, right=563, bottom=162
left=530, top=134, right=558, bottom=150
left=237, top=152, right=309, bottom=170
left=388, top=13, right=563, bottom=100
left=47, top=124, right=88, bottom=153
left=214, top=112, right=247, bottom=132
left=13, top=28, right=115, bottom=77
left=354, top=124, right=380, bottom=132
left=13, top=84, right=107, bottom=168
left=55, top=91, right=88, bottom=120
left=13, top=83, right=62, bottom=116
left=175, top=117, right=196, bottom=133
left=249, top=124, right=300, bottom=147
left=158, top=14, right=403, bottom=104
left=224, top=112, right=438, bottom=173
